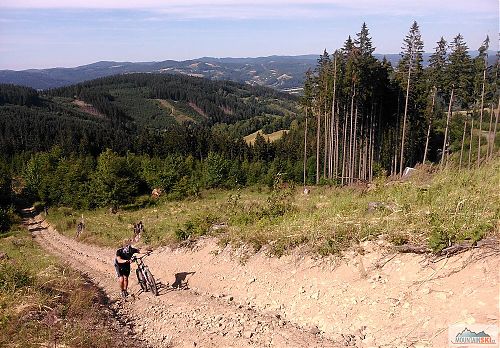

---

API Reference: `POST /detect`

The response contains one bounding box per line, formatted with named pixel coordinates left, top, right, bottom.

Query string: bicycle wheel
left=144, top=267, right=158, bottom=296
left=136, top=268, right=148, bottom=292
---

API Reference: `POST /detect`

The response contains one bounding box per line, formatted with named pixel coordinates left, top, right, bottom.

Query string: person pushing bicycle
left=114, top=240, right=141, bottom=298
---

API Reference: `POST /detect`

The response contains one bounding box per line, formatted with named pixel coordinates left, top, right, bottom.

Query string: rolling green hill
left=47, top=73, right=298, bottom=130
left=0, top=74, right=298, bottom=157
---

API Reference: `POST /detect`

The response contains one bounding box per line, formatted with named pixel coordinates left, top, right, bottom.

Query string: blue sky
left=0, top=0, right=497, bottom=70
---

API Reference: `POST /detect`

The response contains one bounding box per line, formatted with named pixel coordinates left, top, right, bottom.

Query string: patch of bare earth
left=25, top=211, right=499, bottom=347
left=155, top=99, right=195, bottom=124
left=188, top=102, right=208, bottom=119
left=72, top=99, right=105, bottom=118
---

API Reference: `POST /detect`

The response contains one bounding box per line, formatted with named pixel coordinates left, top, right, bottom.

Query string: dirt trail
left=25, top=209, right=499, bottom=347
left=24, top=209, right=337, bottom=348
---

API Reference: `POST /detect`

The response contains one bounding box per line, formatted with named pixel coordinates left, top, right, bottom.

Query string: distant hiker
left=44, top=205, right=49, bottom=216
left=133, top=221, right=143, bottom=235
left=114, top=241, right=141, bottom=298
left=76, top=221, right=85, bottom=237
left=133, top=221, right=144, bottom=242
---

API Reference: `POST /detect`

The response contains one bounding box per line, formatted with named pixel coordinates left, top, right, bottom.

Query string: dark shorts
left=114, top=260, right=130, bottom=277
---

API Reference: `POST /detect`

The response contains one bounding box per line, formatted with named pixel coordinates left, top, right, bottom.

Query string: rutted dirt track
left=25, top=210, right=337, bottom=348
left=25, top=209, right=499, bottom=348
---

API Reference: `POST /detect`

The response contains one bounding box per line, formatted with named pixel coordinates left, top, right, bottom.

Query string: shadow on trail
left=138, top=271, right=197, bottom=297
left=27, top=226, right=46, bottom=233
left=172, top=271, right=196, bottom=290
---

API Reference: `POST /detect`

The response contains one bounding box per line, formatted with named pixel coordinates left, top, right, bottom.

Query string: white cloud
left=0, top=0, right=495, bottom=18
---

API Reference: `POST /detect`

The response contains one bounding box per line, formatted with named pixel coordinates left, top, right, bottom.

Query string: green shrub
left=174, top=214, right=217, bottom=241
left=0, top=208, right=12, bottom=233
left=0, top=260, right=34, bottom=292
left=33, top=201, right=45, bottom=212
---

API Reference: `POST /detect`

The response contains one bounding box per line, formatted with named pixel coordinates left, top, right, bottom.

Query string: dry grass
left=0, top=228, right=145, bottom=348
left=46, top=158, right=500, bottom=256
left=243, top=129, right=288, bottom=145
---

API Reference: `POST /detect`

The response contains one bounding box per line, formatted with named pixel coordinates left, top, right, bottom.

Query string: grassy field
left=46, top=158, right=500, bottom=256
left=0, top=227, right=142, bottom=347
left=243, top=129, right=288, bottom=145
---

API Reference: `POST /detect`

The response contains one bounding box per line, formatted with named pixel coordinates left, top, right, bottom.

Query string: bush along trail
left=24, top=208, right=337, bottom=348
left=23, top=207, right=499, bottom=348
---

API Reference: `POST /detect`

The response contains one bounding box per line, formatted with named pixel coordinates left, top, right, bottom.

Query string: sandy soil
left=25, top=209, right=499, bottom=348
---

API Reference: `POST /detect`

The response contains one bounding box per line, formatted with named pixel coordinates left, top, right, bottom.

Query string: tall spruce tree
left=427, top=37, right=448, bottom=91
left=423, top=38, right=447, bottom=163
left=473, top=36, right=490, bottom=100
left=446, top=34, right=473, bottom=108
left=397, top=21, right=424, bottom=174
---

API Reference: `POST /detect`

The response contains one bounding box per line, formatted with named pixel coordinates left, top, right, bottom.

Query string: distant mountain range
left=0, top=52, right=495, bottom=91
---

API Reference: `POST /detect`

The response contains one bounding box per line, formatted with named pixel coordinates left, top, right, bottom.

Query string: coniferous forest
left=0, top=22, right=498, bottom=229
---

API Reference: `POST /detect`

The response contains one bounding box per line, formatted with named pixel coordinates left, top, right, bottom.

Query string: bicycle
left=131, top=252, right=159, bottom=296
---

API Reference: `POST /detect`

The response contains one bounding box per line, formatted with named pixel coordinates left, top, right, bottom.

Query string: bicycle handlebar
left=130, top=251, right=152, bottom=262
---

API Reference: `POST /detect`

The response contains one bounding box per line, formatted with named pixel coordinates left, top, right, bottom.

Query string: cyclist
left=114, top=241, right=141, bottom=298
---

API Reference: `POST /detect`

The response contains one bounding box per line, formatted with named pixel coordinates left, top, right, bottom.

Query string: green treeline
left=19, top=147, right=304, bottom=210
left=0, top=84, right=40, bottom=107
left=0, top=161, right=12, bottom=232
left=301, top=22, right=497, bottom=184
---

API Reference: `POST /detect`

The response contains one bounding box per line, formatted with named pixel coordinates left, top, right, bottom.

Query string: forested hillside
left=0, top=21, right=498, bottom=223
left=48, top=73, right=298, bottom=128
left=0, top=74, right=302, bottom=213
left=0, top=74, right=298, bottom=158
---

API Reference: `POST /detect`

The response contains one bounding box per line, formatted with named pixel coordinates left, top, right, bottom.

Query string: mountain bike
left=131, top=252, right=159, bottom=296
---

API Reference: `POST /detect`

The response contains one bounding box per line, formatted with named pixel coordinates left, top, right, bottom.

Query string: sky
left=0, top=0, right=498, bottom=70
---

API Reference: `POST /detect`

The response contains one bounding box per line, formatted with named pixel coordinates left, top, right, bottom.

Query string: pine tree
left=423, top=38, right=447, bottom=163
left=427, top=37, right=448, bottom=91
left=471, top=36, right=489, bottom=166
left=397, top=21, right=424, bottom=175
left=473, top=36, right=490, bottom=99
left=446, top=34, right=473, bottom=108
left=302, top=69, right=315, bottom=186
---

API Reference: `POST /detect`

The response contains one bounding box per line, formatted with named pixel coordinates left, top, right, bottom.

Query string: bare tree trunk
left=423, top=86, right=437, bottom=163
left=330, top=56, right=337, bottom=179
left=358, top=121, right=364, bottom=179
left=393, top=93, right=401, bottom=177
left=363, top=138, right=368, bottom=180
left=370, top=125, right=375, bottom=181
left=352, top=105, right=359, bottom=182
left=468, top=118, right=474, bottom=168
left=368, top=110, right=374, bottom=181
left=400, top=61, right=412, bottom=176
left=348, top=87, right=356, bottom=184
left=334, top=105, right=339, bottom=180
left=491, top=97, right=499, bottom=158
left=440, top=88, right=454, bottom=170
left=459, top=119, right=467, bottom=170
left=316, top=106, right=321, bottom=184
left=341, top=116, right=347, bottom=185
left=477, top=68, right=486, bottom=168
left=392, top=128, right=398, bottom=177
left=368, top=101, right=375, bottom=181
left=323, top=100, right=328, bottom=179
left=303, top=107, right=308, bottom=187
left=487, top=103, right=494, bottom=158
